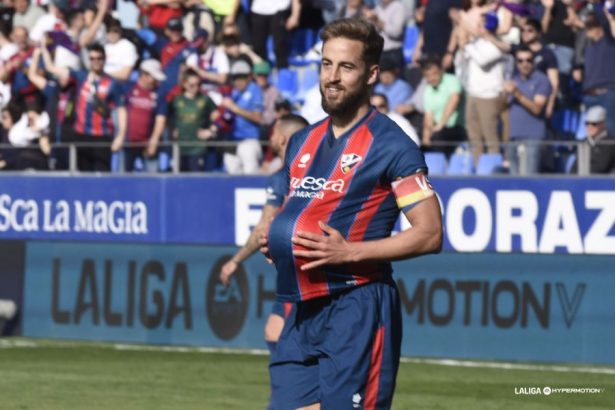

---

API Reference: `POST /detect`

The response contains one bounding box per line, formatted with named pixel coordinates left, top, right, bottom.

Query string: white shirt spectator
left=13, top=3, right=46, bottom=33
left=251, top=0, right=291, bottom=15
left=8, top=111, right=50, bottom=147
left=0, top=43, right=18, bottom=65
left=29, top=14, right=65, bottom=42
left=375, top=0, right=407, bottom=51
left=463, top=37, right=504, bottom=99
left=104, top=38, right=138, bottom=76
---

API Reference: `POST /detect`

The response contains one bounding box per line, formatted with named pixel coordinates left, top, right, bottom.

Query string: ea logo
left=206, top=256, right=249, bottom=340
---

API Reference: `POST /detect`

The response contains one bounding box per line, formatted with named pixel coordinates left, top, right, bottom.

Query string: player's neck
left=330, top=103, right=370, bottom=138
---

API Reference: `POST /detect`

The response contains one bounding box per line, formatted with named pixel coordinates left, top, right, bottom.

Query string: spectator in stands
left=103, top=18, right=138, bottom=82
left=12, top=0, right=44, bottom=33
left=517, top=18, right=559, bottom=119
left=249, top=0, right=301, bottom=69
left=371, top=92, right=420, bottom=146
left=541, top=0, right=576, bottom=75
left=0, top=20, right=17, bottom=65
left=171, top=69, right=216, bottom=172
left=27, top=44, right=71, bottom=168
left=203, top=0, right=240, bottom=39
left=29, top=0, right=67, bottom=43
left=0, top=26, right=36, bottom=108
left=421, top=55, right=466, bottom=157
left=338, top=0, right=368, bottom=20
left=414, top=0, right=464, bottom=69
left=65, top=0, right=108, bottom=52
left=222, top=59, right=263, bottom=174
left=362, top=0, right=407, bottom=70
left=573, top=105, right=615, bottom=174
left=45, top=43, right=127, bottom=172
left=580, top=10, right=615, bottom=138
left=185, top=28, right=229, bottom=96
left=220, top=23, right=262, bottom=67
left=1, top=99, right=50, bottom=170
left=463, top=25, right=506, bottom=164
left=137, top=0, right=183, bottom=36
left=374, top=57, right=413, bottom=113
left=504, top=46, right=551, bottom=175
left=253, top=61, right=280, bottom=137
left=159, top=17, right=193, bottom=99
left=124, top=59, right=168, bottom=172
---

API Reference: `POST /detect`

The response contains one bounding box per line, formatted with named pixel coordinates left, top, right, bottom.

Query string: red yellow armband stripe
left=392, top=172, right=435, bottom=209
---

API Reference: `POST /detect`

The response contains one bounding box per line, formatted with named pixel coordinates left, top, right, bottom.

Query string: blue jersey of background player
left=219, top=114, right=309, bottom=351
left=260, top=19, right=443, bottom=410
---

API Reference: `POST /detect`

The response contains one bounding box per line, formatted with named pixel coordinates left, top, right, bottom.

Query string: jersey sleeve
left=265, top=169, right=288, bottom=207
left=385, top=131, right=434, bottom=212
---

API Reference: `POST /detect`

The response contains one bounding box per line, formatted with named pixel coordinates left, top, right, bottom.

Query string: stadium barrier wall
left=0, top=175, right=613, bottom=254
left=2, top=175, right=614, bottom=363
left=0, top=240, right=24, bottom=336
left=21, top=241, right=614, bottom=365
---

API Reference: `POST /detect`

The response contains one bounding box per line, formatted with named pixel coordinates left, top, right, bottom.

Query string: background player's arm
left=292, top=195, right=442, bottom=271
left=220, top=204, right=279, bottom=285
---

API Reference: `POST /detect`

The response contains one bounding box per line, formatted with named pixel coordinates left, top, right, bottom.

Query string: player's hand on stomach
left=292, top=221, right=354, bottom=270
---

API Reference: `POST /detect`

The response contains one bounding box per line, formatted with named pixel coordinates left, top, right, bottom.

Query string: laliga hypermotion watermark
left=515, top=386, right=605, bottom=396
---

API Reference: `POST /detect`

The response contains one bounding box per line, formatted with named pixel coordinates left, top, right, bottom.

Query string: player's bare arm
left=292, top=195, right=442, bottom=271
left=220, top=204, right=279, bottom=285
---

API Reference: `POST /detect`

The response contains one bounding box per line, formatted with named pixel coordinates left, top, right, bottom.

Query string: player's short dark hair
left=584, top=12, right=602, bottom=30
left=525, top=19, right=542, bottom=34
left=277, top=114, right=309, bottom=137
left=87, top=42, right=105, bottom=57
left=514, top=44, right=534, bottom=59
left=320, top=18, right=384, bottom=67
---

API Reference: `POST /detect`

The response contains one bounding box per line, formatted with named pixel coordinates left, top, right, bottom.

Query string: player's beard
left=320, top=79, right=369, bottom=118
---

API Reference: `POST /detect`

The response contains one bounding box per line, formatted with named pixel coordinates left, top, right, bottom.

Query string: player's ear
left=366, top=64, right=379, bottom=86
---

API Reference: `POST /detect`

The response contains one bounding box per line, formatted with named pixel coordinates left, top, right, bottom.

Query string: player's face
left=320, top=37, right=378, bottom=118
left=88, top=52, right=105, bottom=73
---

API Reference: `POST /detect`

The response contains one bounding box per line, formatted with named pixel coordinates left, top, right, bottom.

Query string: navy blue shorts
left=269, top=278, right=402, bottom=410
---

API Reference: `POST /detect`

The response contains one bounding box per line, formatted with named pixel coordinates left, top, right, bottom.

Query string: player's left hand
left=292, top=221, right=354, bottom=270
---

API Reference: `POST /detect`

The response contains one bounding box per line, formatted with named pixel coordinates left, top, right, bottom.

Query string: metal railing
left=0, top=139, right=613, bottom=176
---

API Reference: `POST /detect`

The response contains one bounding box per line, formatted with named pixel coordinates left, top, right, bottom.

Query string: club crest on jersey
left=340, top=153, right=362, bottom=173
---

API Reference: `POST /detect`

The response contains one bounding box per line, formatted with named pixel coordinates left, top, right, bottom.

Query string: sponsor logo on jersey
left=297, top=153, right=311, bottom=168
left=340, top=153, right=362, bottom=173
left=289, top=176, right=345, bottom=199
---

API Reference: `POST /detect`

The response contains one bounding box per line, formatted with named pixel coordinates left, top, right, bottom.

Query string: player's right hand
left=220, top=260, right=237, bottom=286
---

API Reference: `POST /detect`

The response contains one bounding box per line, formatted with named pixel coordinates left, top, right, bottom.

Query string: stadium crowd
left=0, top=0, right=613, bottom=174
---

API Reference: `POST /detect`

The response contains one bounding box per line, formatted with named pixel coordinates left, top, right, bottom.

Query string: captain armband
left=392, top=172, right=435, bottom=211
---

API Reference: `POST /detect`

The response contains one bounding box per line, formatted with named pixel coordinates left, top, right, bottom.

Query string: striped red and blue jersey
left=266, top=168, right=288, bottom=208
left=268, top=108, right=431, bottom=302
left=70, top=70, right=125, bottom=137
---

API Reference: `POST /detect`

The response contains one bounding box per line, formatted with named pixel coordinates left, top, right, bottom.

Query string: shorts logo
left=340, top=153, right=362, bottom=173
left=352, top=393, right=361, bottom=408
left=298, top=153, right=311, bottom=168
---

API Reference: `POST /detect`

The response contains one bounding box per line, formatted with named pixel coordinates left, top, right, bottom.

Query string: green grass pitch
left=0, top=338, right=614, bottom=409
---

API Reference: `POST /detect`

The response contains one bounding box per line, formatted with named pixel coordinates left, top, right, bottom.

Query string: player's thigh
left=264, top=313, right=285, bottom=342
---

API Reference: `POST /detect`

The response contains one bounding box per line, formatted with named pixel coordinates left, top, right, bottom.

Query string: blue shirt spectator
left=231, top=80, right=264, bottom=140
left=375, top=60, right=413, bottom=113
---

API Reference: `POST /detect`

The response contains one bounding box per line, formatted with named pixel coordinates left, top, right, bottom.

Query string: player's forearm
left=350, top=198, right=443, bottom=262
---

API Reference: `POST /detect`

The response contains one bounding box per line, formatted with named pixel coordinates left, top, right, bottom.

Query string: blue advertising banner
left=2, top=175, right=614, bottom=254
left=23, top=242, right=615, bottom=364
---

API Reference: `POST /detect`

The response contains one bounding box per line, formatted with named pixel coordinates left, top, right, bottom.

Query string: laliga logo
left=297, top=153, right=311, bottom=168
left=340, top=153, right=362, bottom=173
